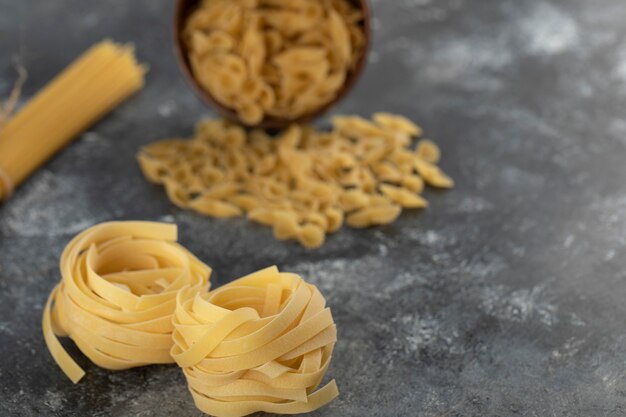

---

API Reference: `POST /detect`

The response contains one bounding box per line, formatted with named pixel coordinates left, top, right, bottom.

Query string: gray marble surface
left=2, top=0, right=626, bottom=416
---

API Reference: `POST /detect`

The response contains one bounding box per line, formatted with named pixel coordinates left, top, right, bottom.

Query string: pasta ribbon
left=42, top=221, right=211, bottom=383
left=172, top=266, right=338, bottom=417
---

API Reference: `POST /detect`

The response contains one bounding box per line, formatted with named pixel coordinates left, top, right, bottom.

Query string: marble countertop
left=1, top=0, right=626, bottom=415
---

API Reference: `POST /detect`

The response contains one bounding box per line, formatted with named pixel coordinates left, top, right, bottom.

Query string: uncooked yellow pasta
left=138, top=113, right=453, bottom=248
left=172, top=266, right=338, bottom=417
left=42, top=221, right=211, bottom=383
left=183, top=0, right=366, bottom=124
left=0, top=41, right=146, bottom=201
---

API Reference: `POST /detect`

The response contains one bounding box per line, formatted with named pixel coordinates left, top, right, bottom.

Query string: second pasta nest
left=137, top=113, right=454, bottom=249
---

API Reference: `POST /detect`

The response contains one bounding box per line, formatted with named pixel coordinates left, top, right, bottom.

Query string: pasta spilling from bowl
left=137, top=113, right=454, bottom=248
left=183, top=0, right=366, bottom=124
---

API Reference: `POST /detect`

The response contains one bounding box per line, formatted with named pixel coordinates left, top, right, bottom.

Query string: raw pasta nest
left=172, top=265, right=338, bottom=417
left=42, top=221, right=211, bottom=383
left=138, top=114, right=453, bottom=248
left=183, top=0, right=366, bottom=124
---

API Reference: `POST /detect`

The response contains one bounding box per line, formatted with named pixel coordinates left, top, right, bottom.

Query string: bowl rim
left=173, top=0, right=371, bottom=129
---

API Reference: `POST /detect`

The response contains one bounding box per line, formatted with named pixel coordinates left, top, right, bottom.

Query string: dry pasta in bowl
left=178, top=0, right=369, bottom=126
left=137, top=113, right=454, bottom=248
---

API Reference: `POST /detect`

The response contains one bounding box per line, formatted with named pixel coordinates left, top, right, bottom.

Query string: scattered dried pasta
left=42, top=221, right=211, bottom=383
left=183, top=0, right=366, bottom=124
left=138, top=114, right=454, bottom=248
left=172, top=266, right=338, bottom=417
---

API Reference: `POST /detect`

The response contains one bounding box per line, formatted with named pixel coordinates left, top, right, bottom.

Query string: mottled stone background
left=1, top=0, right=626, bottom=416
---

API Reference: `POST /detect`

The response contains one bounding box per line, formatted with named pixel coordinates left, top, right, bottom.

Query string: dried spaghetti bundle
left=42, top=221, right=211, bottom=383
left=172, top=266, right=338, bottom=417
left=0, top=40, right=146, bottom=201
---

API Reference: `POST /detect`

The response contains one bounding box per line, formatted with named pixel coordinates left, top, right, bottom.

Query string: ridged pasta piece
left=380, top=184, right=428, bottom=208
left=189, top=196, right=243, bottom=217
left=416, top=139, right=441, bottom=163
left=171, top=266, right=339, bottom=417
left=373, top=112, right=423, bottom=137
left=297, top=223, right=325, bottom=248
left=346, top=204, right=402, bottom=228
left=413, top=158, right=454, bottom=188
left=42, top=221, right=212, bottom=383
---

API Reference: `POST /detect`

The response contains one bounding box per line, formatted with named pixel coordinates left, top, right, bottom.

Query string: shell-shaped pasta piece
left=332, top=152, right=356, bottom=170
left=356, top=167, right=377, bottom=193
left=257, top=81, right=276, bottom=110
left=416, top=139, right=441, bottom=164
left=339, top=189, right=369, bottom=212
left=368, top=194, right=392, bottom=207
left=137, top=153, right=167, bottom=184
left=332, top=116, right=388, bottom=139
left=344, top=209, right=369, bottom=228
left=236, top=102, right=264, bottom=125
left=239, top=25, right=266, bottom=74
left=163, top=178, right=191, bottom=208
left=372, top=161, right=402, bottom=183
left=227, top=194, right=259, bottom=211
left=373, top=113, right=423, bottom=137
left=346, top=204, right=402, bottom=228
left=413, top=159, right=454, bottom=188
left=272, top=210, right=301, bottom=240
left=297, top=224, right=325, bottom=248
left=264, top=29, right=285, bottom=56
left=402, top=174, right=424, bottom=193
left=202, top=183, right=240, bottom=199
left=196, top=119, right=230, bottom=139
left=331, top=0, right=354, bottom=16
left=239, top=77, right=263, bottom=101
left=273, top=47, right=328, bottom=68
left=261, top=63, right=281, bottom=86
left=295, top=30, right=330, bottom=48
left=200, top=165, right=225, bottom=186
left=192, top=31, right=236, bottom=55
left=318, top=71, right=346, bottom=95
left=255, top=153, right=278, bottom=175
left=278, top=124, right=302, bottom=148
left=380, top=184, right=428, bottom=208
left=328, top=9, right=351, bottom=66
left=188, top=196, right=242, bottom=217
left=248, top=207, right=275, bottom=225
left=263, top=10, right=318, bottom=36
left=209, top=3, right=243, bottom=36
left=304, top=212, right=329, bottom=231
left=291, top=86, right=329, bottom=115
left=184, top=9, right=215, bottom=37
left=324, top=207, right=344, bottom=232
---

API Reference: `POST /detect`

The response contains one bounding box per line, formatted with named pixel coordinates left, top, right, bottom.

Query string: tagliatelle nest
left=172, top=266, right=338, bottom=417
left=42, top=221, right=211, bottom=383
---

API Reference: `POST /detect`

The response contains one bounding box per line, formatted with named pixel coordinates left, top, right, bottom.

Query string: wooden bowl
left=173, top=0, right=371, bottom=129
